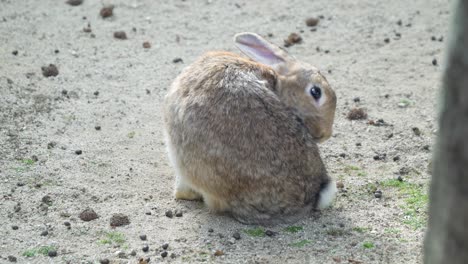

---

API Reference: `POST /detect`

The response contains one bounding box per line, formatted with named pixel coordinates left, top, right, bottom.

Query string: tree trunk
left=424, top=1, right=468, bottom=263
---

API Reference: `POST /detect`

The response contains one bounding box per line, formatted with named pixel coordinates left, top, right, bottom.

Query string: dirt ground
left=0, top=0, right=449, bottom=263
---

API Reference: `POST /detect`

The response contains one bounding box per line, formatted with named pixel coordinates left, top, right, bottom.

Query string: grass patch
left=352, top=227, right=370, bottom=233
left=22, top=158, right=35, bottom=165
left=98, top=231, right=126, bottom=245
left=284, top=226, right=303, bottom=233
left=244, top=227, right=265, bottom=237
left=344, top=165, right=360, bottom=174
left=363, top=242, right=374, bottom=249
left=22, top=246, right=56, bottom=257
left=289, top=239, right=311, bottom=247
left=384, top=228, right=400, bottom=234
left=381, top=179, right=428, bottom=229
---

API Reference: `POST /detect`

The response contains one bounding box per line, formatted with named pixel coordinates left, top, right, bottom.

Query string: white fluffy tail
left=318, top=180, right=337, bottom=209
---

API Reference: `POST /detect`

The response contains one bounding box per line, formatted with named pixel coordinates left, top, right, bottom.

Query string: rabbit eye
left=309, top=86, right=322, bottom=100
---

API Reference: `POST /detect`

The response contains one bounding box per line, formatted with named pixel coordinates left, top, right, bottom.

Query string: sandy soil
left=0, top=0, right=449, bottom=263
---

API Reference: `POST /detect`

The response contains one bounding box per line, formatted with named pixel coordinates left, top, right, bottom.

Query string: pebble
left=347, top=108, right=368, bottom=120
left=130, top=250, right=137, bottom=256
left=353, top=97, right=360, bottom=102
left=265, top=230, right=276, bottom=237
left=393, top=156, right=400, bottom=162
left=143, top=42, right=151, bottom=49
left=175, top=210, right=183, bottom=217
left=162, top=242, right=169, bottom=250
left=432, top=58, right=438, bottom=66
left=374, top=190, right=383, bottom=198
left=48, top=250, right=57, bottom=257
left=173, top=58, right=183, bottom=63
left=397, top=175, right=404, bottom=182
left=384, top=38, right=390, bottom=43
left=284, top=33, right=302, bottom=47
left=66, top=0, right=83, bottom=6
left=75, top=150, right=83, bottom=155
left=214, top=250, right=224, bottom=256
left=100, top=259, right=110, bottom=264
left=93, top=91, right=99, bottom=96
left=142, top=245, right=149, bottom=252
left=336, top=181, right=345, bottom=189
left=305, top=17, right=319, bottom=27
left=79, top=208, right=99, bottom=221
left=41, top=64, right=59, bottom=77
left=412, top=127, right=421, bottom=136
left=7, top=256, right=17, bottom=262
left=208, top=228, right=214, bottom=233
left=100, top=6, right=114, bottom=18
left=11, top=225, right=18, bottom=230
left=41, top=230, right=49, bottom=236
left=110, top=213, right=130, bottom=227
left=47, top=141, right=57, bottom=149
left=161, top=251, right=168, bottom=258
left=140, top=234, right=147, bottom=240
left=165, top=210, right=173, bottom=218
left=170, top=253, right=177, bottom=258
left=95, top=125, right=101, bottom=131
left=373, top=154, right=386, bottom=160
left=423, top=145, right=430, bottom=151
left=12, top=50, right=18, bottom=56
left=64, top=221, right=71, bottom=227
left=339, top=153, right=346, bottom=158
left=232, top=232, right=241, bottom=240
left=114, top=31, right=127, bottom=40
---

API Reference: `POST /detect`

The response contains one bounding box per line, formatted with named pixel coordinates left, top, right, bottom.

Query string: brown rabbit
left=163, top=32, right=337, bottom=224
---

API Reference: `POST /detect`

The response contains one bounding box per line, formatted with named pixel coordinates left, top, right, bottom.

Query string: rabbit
left=163, top=32, right=337, bottom=225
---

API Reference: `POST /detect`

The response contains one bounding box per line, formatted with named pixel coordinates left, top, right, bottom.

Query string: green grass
left=22, top=246, right=56, bottom=257
left=357, top=171, right=367, bottom=177
left=363, top=242, right=374, bottom=249
left=284, top=226, right=303, bottom=233
left=22, top=158, right=35, bottom=165
left=381, top=179, right=428, bottom=229
left=344, top=165, right=360, bottom=174
left=289, top=239, right=311, bottom=247
left=243, top=227, right=265, bottom=237
left=98, top=231, right=126, bottom=245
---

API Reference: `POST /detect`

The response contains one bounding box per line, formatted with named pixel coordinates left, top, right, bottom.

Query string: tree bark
left=424, top=1, right=468, bottom=263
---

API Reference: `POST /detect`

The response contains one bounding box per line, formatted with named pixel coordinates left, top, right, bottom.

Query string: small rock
left=130, top=250, right=137, bottom=256
left=41, top=64, right=59, bottom=77
left=336, top=181, right=345, bottom=189
left=93, top=91, right=99, bottom=96
left=64, top=221, right=71, bottom=227
left=145, top=211, right=152, bottom=215
left=100, top=259, right=110, bottom=264
left=31, top=155, right=38, bottom=162
left=11, top=225, right=18, bottom=230
left=95, top=125, right=101, bottom=131
left=161, top=251, right=168, bottom=258
left=384, top=38, right=390, bottom=43
left=353, top=97, right=360, bottom=102
left=143, top=42, right=151, bottom=49
left=396, top=20, right=402, bottom=26
left=140, top=234, right=147, bottom=240
left=412, top=127, right=421, bottom=136
left=47, top=142, right=57, bottom=149
left=214, top=250, right=224, bottom=256
left=48, top=250, right=57, bottom=257
left=66, top=0, right=83, bottom=6
left=208, top=228, right=214, bottom=233
left=100, top=6, right=114, bottom=18
left=339, top=153, right=346, bottom=158
left=347, top=108, right=367, bottom=120
left=7, top=256, right=17, bottom=262
left=356, top=142, right=362, bottom=147
left=42, top=195, right=53, bottom=205
left=305, top=17, right=319, bottom=27
left=175, top=210, right=183, bottom=217
left=373, top=154, right=386, bottom=161
left=438, top=36, right=444, bottom=42
left=265, top=230, right=276, bottom=237
left=393, top=156, right=400, bottom=162
left=374, top=190, right=382, bottom=199
left=423, top=145, right=430, bottom=151
left=114, top=31, right=127, bottom=40
left=110, top=213, right=130, bottom=227
left=232, top=232, right=241, bottom=240
left=284, top=33, right=302, bottom=47
left=116, top=251, right=126, bottom=259
left=41, top=230, right=49, bottom=236
left=170, top=253, right=177, bottom=258
left=162, top=243, right=169, bottom=250
left=55, top=49, right=60, bottom=53
left=165, top=210, right=173, bottom=218
left=142, top=245, right=149, bottom=252
left=432, top=58, right=438, bottom=66
left=397, top=175, right=404, bottom=182
left=75, top=150, right=83, bottom=155
left=79, top=208, right=99, bottom=221
left=172, top=58, right=183, bottom=63
left=12, top=50, right=18, bottom=56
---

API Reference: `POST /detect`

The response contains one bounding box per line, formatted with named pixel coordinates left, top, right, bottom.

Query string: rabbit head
left=234, top=32, right=337, bottom=142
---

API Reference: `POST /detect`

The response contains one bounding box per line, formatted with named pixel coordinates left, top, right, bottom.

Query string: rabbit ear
left=234, top=32, right=292, bottom=71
